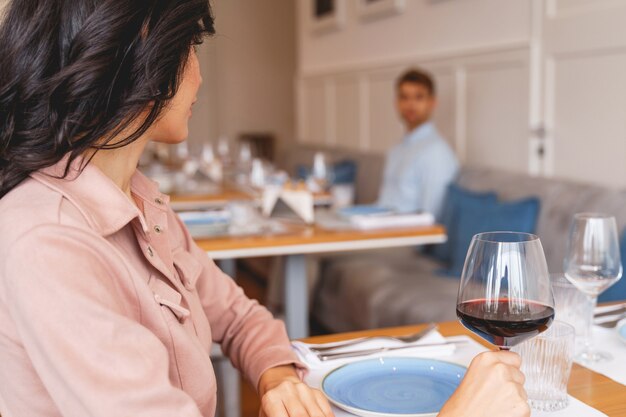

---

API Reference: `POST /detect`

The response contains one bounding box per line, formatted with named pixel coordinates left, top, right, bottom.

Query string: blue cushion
left=599, top=229, right=626, bottom=302
left=444, top=196, right=541, bottom=277
left=296, top=159, right=357, bottom=185
left=332, top=160, right=357, bottom=185
left=428, top=184, right=497, bottom=264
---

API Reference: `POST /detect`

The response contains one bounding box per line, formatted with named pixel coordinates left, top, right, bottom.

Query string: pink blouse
left=0, top=155, right=302, bottom=417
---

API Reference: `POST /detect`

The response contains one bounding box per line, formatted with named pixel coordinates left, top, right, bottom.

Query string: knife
left=594, top=312, right=626, bottom=328
left=318, top=340, right=468, bottom=361
left=594, top=302, right=626, bottom=317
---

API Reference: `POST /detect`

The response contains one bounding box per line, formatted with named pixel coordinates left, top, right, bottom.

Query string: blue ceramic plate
left=322, top=357, right=466, bottom=417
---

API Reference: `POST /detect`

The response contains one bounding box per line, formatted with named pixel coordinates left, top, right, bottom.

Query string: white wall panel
left=550, top=51, right=626, bottom=188
left=297, top=49, right=530, bottom=164
left=465, top=61, right=530, bottom=173
left=544, top=0, right=626, bottom=55
left=298, top=0, right=531, bottom=74
left=542, top=0, right=626, bottom=188
left=334, top=75, right=362, bottom=149
left=367, top=69, right=405, bottom=153
left=548, top=0, right=626, bottom=16
left=295, top=0, right=626, bottom=190
left=301, top=78, right=328, bottom=145
left=428, top=68, right=457, bottom=151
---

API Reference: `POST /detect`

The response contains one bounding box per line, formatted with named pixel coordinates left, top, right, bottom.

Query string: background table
left=170, top=185, right=333, bottom=212
left=302, top=321, right=626, bottom=416
left=196, top=224, right=446, bottom=338
left=170, top=186, right=253, bottom=211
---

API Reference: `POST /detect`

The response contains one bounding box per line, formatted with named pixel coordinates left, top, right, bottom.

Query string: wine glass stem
left=582, top=295, right=598, bottom=356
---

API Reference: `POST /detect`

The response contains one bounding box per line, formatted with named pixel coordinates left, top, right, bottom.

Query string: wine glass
left=457, top=232, right=555, bottom=350
left=564, top=213, right=622, bottom=363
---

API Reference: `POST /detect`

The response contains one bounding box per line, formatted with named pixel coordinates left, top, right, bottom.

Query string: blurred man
left=378, top=68, right=458, bottom=218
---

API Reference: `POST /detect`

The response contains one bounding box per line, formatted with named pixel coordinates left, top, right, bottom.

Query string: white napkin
left=574, top=325, right=626, bottom=386
left=300, top=333, right=607, bottom=417
left=349, top=212, right=435, bottom=230
left=292, top=330, right=456, bottom=370
left=262, top=186, right=315, bottom=224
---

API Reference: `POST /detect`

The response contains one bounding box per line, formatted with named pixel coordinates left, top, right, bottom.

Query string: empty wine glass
left=249, top=158, right=265, bottom=188
left=238, top=142, right=253, bottom=165
left=199, top=143, right=223, bottom=183
left=457, top=232, right=555, bottom=350
left=217, top=135, right=231, bottom=165
left=201, top=142, right=215, bottom=165
left=564, top=213, right=622, bottom=362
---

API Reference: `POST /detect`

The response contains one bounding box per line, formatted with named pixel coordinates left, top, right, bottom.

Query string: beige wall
left=298, top=0, right=531, bottom=74
left=187, top=40, right=219, bottom=149
left=188, top=0, right=297, bottom=155
left=295, top=0, right=533, bottom=172
left=296, top=0, right=626, bottom=189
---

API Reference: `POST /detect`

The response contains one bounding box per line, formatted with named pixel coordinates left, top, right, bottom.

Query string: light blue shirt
left=377, top=122, right=459, bottom=218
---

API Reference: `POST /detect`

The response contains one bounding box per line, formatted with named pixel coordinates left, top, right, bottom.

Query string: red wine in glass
left=456, top=232, right=555, bottom=350
left=456, top=298, right=554, bottom=349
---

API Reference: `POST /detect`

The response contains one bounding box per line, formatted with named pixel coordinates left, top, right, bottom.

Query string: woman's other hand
left=438, top=351, right=530, bottom=417
left=258, top=365, right=334, bottom=417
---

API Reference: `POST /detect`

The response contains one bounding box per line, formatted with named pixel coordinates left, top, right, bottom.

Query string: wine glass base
left=575, top=350, right=613, bottom=363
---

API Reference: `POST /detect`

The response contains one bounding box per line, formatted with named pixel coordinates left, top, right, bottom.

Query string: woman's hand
left=438, top=351, right=530, bottom=417
left=258, top=365, right=334, bottom=417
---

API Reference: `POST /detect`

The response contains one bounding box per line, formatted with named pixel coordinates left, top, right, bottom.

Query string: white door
left=538, top=0, right=626, bottom=188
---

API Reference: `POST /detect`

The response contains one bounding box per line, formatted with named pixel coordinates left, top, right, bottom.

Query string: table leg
left=284, top=254, right=309, bottom=339
left=212, top=347, right=241, bottom=417
left=218, top=258, right=237, bottom=280
left=213, top=260, right=241, bottom=417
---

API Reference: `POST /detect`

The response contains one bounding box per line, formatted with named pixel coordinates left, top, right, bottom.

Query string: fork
left=595, top=312, right=626, bottom=328
left=317, top=340, right=467, bottom=361
left=595, top=302, right=626, bottom=317
left=307, top=323, right=438, bottom=353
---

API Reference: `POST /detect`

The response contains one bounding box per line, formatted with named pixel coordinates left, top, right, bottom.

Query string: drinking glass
left=564, top=213, right=622, bottom=362
left=512, top=321, right=575, bottom=412
left=238, top=142, right=253, bottom=165
left=311, top=152, right=334, bottom=190
left=550, top=273, right=592, bottom=352
left=249, top=158, right=266, bottom=188
left=456, top=232, right=555, bottom=350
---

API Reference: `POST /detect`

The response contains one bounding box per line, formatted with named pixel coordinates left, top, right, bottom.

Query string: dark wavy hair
left=0, top=0, right=215, bottom=198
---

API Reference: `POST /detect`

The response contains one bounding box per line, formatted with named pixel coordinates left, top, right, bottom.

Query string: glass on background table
left=564, top=213, right=623, bottom=363
left=551, top=273, right=594, bottom=352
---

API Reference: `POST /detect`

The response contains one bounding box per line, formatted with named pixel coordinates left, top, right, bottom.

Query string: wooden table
left=170, top=184, right=333, bottom=212
left=196, top=225, right=446, bottom=339
left=170, top=186, right=252, bottom=211
left=302, top=321, right=626, bottom=416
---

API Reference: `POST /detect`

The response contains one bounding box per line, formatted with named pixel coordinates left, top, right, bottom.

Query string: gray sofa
left=313, top=163, right=626, bottom=331
left=279, top=145, right=626, bottom=333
